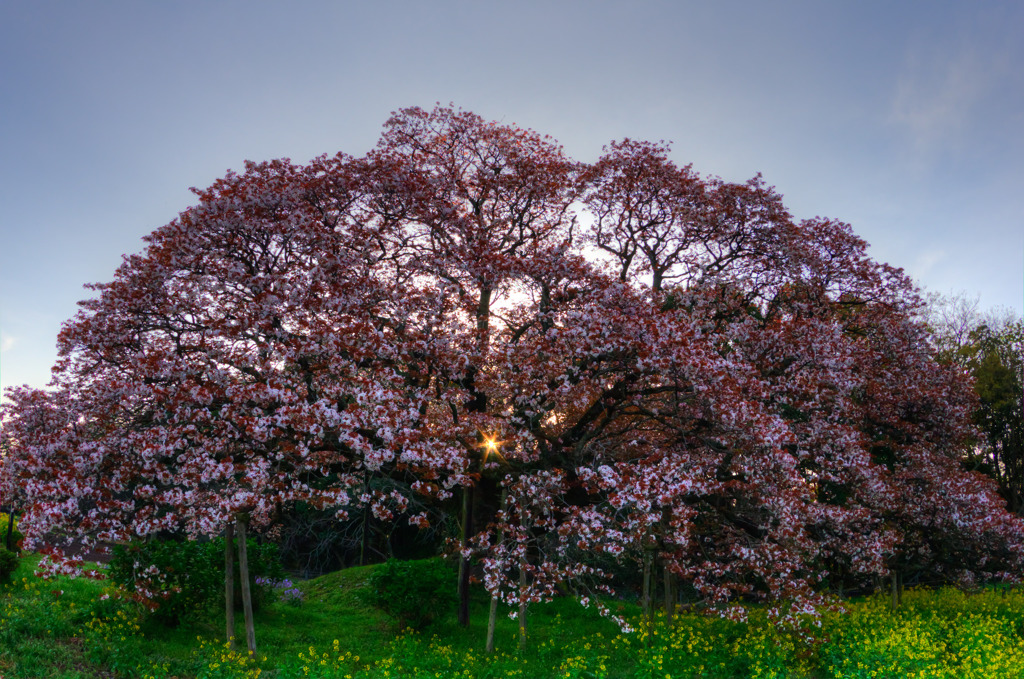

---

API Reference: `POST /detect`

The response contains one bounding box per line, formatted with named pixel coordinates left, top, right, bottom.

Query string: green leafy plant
left=368, top=558, right=456, bottom=630
left=108, top=537, right=284, bottom=625
left=0, top=547, right=18, bottom=583
left=0, top=512, right=23, bottom=552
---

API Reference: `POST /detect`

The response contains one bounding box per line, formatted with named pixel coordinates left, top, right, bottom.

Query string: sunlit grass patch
left=819, top=589, right=1024, bottom=679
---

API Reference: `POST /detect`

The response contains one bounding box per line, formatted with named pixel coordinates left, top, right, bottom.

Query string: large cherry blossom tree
left=3, top=106, right=1022, bottom=645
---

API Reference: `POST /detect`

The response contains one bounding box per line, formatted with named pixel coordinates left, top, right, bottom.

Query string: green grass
left=4, top=552, right=1024, bottom=678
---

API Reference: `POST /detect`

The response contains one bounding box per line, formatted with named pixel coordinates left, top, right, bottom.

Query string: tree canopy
left=924, top=291, right=1024, bottom=513
left=3, top=106, right=1022, bottom=622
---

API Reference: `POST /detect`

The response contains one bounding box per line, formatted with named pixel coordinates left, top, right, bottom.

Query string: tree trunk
left=236, top=517, right=257, bottom=656
left=663, top=563, right=674, bottom=626
left=486, top=595, right=499, bottom=654
left=890, top=570, right=899, bottom=611
left=642, top=549, right=653, bottom=624
left=457, top=484, right=473, bottom=627
left=518, top=559, right=528, bottom=651
left=5, top=510, right=15, bottom=552
left=225, top=521, right=235, bottom=648
left=485, top=488, right=507, bottom=654
left=360, top=471, right=371, bottom=567
left=457, top=283, right=492, bottom=629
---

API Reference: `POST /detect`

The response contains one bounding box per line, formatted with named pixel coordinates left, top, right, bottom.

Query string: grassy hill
left=3, top=552, right=1024, bottom=678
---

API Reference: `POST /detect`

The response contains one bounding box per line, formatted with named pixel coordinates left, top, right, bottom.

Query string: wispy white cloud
left=907, top=249, right=946, bottom=281
left=0, top=333, right=15, bottom=353
left=889, top=44, right=1001, bottom=157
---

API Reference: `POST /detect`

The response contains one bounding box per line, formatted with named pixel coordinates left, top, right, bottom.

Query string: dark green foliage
left=109, top=539, right=218, bottom=625
left=276, top=494, right=446, bottom=578
left=0, top=546, right=18, bottom=583
left=108, top=537, right=284, bottom=625
left=968, top=326, right=1024, bottom=512
left=368, top=558, right=456, bottom=629
left=926, top=293, right=1024, bottom=514
left=0, top=512, right=22, bottom=552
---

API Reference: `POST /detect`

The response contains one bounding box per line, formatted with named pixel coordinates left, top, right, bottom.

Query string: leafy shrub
left=0, top=546, right=19, bottom=583
left=108, top=536, right=284, bottom=625
left=0, top=512, right=23, bottom=552
left=369, top=558, right=456, bottom=630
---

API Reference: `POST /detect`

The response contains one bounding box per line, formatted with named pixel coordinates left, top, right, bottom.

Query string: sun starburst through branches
left=480, top=432, right=506, bottom=464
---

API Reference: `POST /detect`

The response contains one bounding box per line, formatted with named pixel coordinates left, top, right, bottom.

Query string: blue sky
left=2, top=1, right=1022, bottom=394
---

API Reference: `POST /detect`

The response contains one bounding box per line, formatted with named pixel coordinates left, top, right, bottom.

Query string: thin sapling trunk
left=663, top=563, right=674, bottom=626
left=237, top=516, right=257, bottom=656
left=225, top=521, right=235, bottom=648
left=642, top=548, right=653, bottom=625
left=518, top=558, right=528, bottom=651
